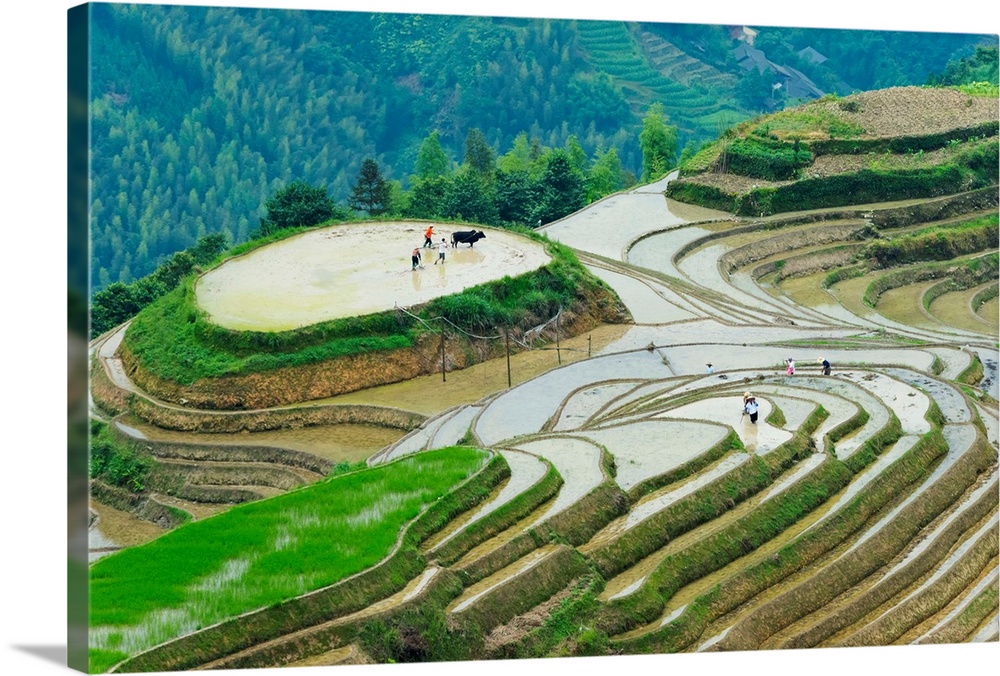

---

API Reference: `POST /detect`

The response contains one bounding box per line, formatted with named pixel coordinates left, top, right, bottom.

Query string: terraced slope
left=667, top=86, right=999, bottom=217
left=88, top=137, right=998, bottom=669
left=575, top=21, right=747, bottom=141
left=634, top=29, right=737, bottom=91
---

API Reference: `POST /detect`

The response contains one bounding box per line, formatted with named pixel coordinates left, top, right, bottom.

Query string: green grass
left=88, top=447, right=488, bottom=671
left=957, top=351, right=985, bottom=386
left=956, top=81, right=1000, bottom=98
left=746, top=105, right=865, bottom=141
left=766, top=402, right=787, bottom=428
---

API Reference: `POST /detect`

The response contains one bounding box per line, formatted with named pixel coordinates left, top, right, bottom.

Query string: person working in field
left=744, top=395, right=759, bottom=424
left=435, top=237, right=447, bottom=265
left=424, top=225, right=435, bottom=248
left=411, top=246, right=422, bottom=270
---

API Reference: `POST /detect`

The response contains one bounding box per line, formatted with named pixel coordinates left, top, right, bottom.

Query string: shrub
left=575, top=628, right=610, bottom=656
left=90, top=234, right=228, bottom=337
left=665, top=181, right=737, bottom=211
left=89, top=421, right=154, bottom=492
left=722, top=138, right=813, bottom=181
left=958, top=81, right=1000, bottom=97
left=359, top=606, right=483, bottom=663
left=735, top=160, right=994, bottom=216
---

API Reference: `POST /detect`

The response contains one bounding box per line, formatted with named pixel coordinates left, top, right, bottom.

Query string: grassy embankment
left=122, top=228, right=618, bottom=387
left=810, top=213, right=1000, bottom=312
left=87, top=446, right=489, bottom=673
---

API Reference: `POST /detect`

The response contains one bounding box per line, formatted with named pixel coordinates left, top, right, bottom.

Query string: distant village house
left=732, top=35, right=827, bottom=107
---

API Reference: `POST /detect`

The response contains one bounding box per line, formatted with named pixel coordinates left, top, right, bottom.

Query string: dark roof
left=797, top=46, right=828, bottom=64
left=733, top=44, right=773, bottom=73
left=781, top=65, right=825, bottom=98
left=733, top=44, right=826, bottom=100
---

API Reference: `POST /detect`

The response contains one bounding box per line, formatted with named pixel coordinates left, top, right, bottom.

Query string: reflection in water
left=438, top=262, right=446, bottom=287
left=742, top=418, right=759, bottom=453
left=411, top=269, right=422, bottom=292
left=452, top=247, right=486, bottom=265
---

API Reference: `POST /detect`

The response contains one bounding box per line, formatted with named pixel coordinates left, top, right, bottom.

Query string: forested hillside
left=88, top=3, right=992, bottom=289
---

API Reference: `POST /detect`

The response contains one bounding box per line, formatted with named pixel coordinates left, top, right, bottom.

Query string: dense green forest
left=88, top=3, right=993, bottom=290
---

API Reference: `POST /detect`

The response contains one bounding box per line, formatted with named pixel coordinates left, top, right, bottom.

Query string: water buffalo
left=451, top=230, right=486, bottom=247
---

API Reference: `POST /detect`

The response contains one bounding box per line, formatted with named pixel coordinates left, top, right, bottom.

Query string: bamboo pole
left=505, top=327, right=512, bottom=388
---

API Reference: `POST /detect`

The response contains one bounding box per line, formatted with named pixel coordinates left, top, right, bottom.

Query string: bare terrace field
left=799, top=86, right=998, bottom=139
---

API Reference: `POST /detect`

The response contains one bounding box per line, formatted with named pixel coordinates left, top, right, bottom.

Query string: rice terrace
left=88, top=84, right=999, bottom=672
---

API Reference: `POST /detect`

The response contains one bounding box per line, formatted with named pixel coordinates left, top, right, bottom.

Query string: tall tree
left=586, top=146, right=623, bottom=201
left=413, top=130, right=451, bottom=179
left=348, top=158, right=392, bottom=216
left=497, top=132, right=534, bottom=175
left=497, top=132, right=549, bottom=178
left=463, top=128, right=496, bottom=179
left=534, top=149, right=585, bottom=225
left=639, top=103, right=678, bottom=182
left=89, top=233, right=229, bottom=336
left=494, top=169, right=540, bottom=226
left=565, top=135, right=589, bottom=175
left=441, top=170, right=499, bottom=225
left=735, top=67, right=777, bottom=111
left=256, top=180, right=340, bottom=237
left=403, top=175, right=450, bottom=220
left=927, top=45, right=999, bottom=86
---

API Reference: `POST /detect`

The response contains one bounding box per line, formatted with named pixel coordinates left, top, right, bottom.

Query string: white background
left=2, top=1, right=998, bottom=675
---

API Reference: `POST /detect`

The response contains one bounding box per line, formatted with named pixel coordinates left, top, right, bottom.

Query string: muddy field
left=196, top=222, right=551, bottom=331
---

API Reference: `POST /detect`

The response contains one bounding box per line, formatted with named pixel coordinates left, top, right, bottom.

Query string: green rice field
left=88, top=447, right=489, bottom=672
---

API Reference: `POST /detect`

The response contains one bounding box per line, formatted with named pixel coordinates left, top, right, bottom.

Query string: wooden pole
left=440, top=324, right=446, bottom=382
left=505, top=327, right=512, bottom=388
left=588, top=334, right=592, bottom=358
left=556, top=311, right=561, bottom=365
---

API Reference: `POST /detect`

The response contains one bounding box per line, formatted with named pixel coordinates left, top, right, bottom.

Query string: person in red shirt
left=424, top=225, right=435, bottom=248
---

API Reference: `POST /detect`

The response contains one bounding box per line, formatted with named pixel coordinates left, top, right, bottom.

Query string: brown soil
left=121, top=418, right=405, bottom=464
left=482, top=580, right=580, bottom=652
left=808, top=86, right=998, bottom=139
left=90, top=500, right=167, bottom=549
left=284, top=644, right=373, bottom=667
left=121, top=282, right=628, bottom=412
left=329, top=323, right=630, bottom=415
